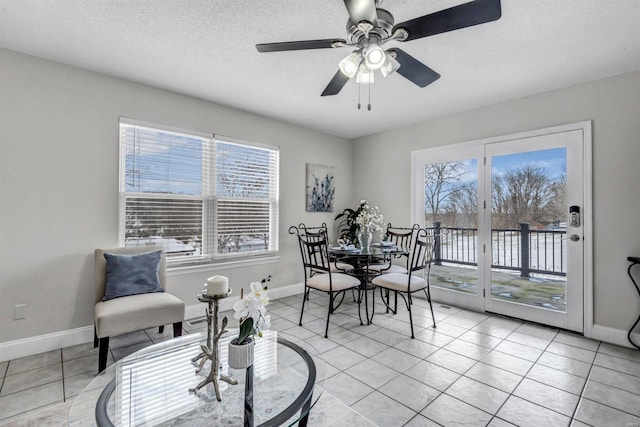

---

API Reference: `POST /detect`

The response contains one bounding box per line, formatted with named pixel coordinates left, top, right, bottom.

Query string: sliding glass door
left=412, top=123, right=589, bottom=332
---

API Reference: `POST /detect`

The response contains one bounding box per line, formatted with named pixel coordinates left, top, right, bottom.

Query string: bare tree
left=544, top=167, right=567, bottom=224
left=492, top=165, right=558, bottom=228
left=424, top=162, right=466, bottom=223
left=448, top=181, right=478, bottom=227
left=491, top=176, right=510, bottom=228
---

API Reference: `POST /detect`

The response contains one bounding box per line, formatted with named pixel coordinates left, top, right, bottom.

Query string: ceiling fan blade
left=321, top=70, right=351, bottom=96
left=344, top=0, right=378, bottom=25
left=394, top=0, right=501, bottom=42
left=388, top=48, right=440, bottom=88
left=256, top=39, right=346, bottom=53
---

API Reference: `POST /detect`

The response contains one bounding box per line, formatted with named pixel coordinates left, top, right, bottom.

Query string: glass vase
left=358, top=229, right=372, bottom=250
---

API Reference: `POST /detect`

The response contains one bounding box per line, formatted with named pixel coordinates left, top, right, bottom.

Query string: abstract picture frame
left=306, top=163, right=335, bottom=212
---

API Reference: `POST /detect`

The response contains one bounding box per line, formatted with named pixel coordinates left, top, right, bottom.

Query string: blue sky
left=492, top=147, right=567, bottom=179
left=453, top=147, right=567, bottom=184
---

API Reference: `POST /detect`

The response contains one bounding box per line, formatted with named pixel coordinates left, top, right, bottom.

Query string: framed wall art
left=306, top=163, right=335, bottom=212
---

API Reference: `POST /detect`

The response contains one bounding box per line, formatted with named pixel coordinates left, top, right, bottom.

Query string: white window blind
left=213, top=138, right=279, bottom=257
left=119, top=119, right=279, bottom=266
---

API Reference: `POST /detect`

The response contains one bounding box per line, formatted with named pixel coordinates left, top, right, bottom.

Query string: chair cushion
left=95, top=292, right=185, bottom=338
left=372, top=272, right=427, bottom=292
left=307, top=272, right=360, bottom=292
left=103, top=250, right=163, bottom=301
left=367, top=264, right=408, bottom=274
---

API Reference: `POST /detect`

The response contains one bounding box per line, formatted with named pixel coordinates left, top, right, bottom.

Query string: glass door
left=412, top=145, right=485, bottom=312
left=484, top=130, right=584, bottom=331
left=412, top=122, right=589, bottom=332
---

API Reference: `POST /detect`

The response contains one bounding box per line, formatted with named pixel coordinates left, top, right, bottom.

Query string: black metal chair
left=371, top=227, right=437, bottom=338
left=289, top=226, right=361, bottom=338
left=366, top=223, right=420, bottom=313
left=296, top=223, right=354, bottom=274
left=368, top=223, right=420, bottom=275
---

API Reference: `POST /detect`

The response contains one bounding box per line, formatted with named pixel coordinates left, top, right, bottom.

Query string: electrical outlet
left=14, top=304, right=26, bottom=320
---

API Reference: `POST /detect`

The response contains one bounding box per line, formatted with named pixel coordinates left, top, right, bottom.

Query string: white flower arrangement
left=232, top=275, right=271, bottom=344
left=354, top=200, right=384, bottom=233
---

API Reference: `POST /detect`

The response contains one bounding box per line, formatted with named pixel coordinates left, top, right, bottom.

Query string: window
left=119, top=118, right=279, bottom=266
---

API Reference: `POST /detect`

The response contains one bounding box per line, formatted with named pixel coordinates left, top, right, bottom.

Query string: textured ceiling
left=1, top=1, right=640, bottom=139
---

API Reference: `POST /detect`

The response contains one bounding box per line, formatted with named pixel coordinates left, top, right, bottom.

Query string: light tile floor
left=2, top=292, right=640, bottom=426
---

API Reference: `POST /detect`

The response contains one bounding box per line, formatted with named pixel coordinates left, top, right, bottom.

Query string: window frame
left=118, top=117, right=280, bottom=268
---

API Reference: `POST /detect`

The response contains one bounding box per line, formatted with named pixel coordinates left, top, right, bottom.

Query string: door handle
left=570, top=234, right=580, bottom=242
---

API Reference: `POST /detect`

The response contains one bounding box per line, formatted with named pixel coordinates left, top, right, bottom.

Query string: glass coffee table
left=69, top=330, right=325, bottom=426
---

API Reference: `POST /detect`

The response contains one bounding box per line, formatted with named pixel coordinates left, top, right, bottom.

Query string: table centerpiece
left=335, top=199, right=383, bottom=250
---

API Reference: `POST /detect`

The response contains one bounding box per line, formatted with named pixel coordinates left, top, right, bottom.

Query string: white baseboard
left=0, top=282, right=305, bottom=363
left=0, top=325, right=95, bottom=363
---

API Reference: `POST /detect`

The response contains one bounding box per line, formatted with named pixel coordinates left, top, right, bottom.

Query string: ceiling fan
left=256, top=0, right=501, bottom=97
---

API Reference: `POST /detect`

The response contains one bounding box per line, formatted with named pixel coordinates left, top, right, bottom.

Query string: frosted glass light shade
left=338, top=52, right=361, bottom=78
left=356, top=64, right=374, bottom=84
left=380, top=53, right=400, bottom=78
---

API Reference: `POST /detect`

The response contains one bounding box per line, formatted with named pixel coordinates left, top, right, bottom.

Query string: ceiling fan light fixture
left=380, top=52, right=400, bottom=78
left=356, top=63, right=374, bottom=84
left=364, top=43, right=385, bottom=70
left=338, top=52, right=361, bottom=78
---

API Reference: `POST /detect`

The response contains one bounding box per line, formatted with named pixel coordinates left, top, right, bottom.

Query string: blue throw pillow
left=103, top=250, right=164, bottom=301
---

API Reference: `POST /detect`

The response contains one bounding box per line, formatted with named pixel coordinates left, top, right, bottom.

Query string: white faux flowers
left=354, top=200, right=384, bottom=233
left=232, top=275, right=271, bottom=344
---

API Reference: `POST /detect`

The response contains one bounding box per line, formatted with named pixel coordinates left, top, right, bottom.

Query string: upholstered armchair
left=93, top=247, right=185, bottom=373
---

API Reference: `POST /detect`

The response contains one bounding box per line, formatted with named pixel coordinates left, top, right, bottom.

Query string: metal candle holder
left=189, top=290, right=238, bottom=399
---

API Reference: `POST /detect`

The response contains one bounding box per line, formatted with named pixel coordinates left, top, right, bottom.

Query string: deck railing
left=430, top=222, right=566, bottom=277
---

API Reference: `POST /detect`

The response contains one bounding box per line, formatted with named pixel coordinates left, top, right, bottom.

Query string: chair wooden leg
left=93, top=326, right=99, bottom=348
left=98, top=337, right=109, bottom=373
left=173, top=322, right=183, bottom=337
left=159, top=325, right=165, bottom=334
left=299, top=286, right=308, bottom=326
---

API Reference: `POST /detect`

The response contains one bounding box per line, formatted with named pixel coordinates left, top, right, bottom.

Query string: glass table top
left=68, top=330, right=325, bottom=426
left=329, top=245, right=408, bottom=257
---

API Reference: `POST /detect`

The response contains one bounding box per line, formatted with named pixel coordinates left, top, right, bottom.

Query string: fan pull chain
left=357, top=83, right=361, bottom=110
left=368, top=76, right=372, bottom=111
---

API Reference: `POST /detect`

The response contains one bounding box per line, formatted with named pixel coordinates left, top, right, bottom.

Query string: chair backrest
left=408, top=228, right=437, bottom=274
left=384, top=223, right=420, bottom=268
left=296, top=222, right=329, bottom=244
left=94, top=247, right=167, bottom=305
left=385, top=223, right=420, bottom=251
left=288, top=225, right=332, bottom=278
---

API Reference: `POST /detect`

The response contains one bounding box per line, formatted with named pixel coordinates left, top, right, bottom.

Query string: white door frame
left=411, top=121, right=593, bottom=336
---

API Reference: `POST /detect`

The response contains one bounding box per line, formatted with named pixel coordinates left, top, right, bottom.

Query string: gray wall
left=352, top=70, right=640, bottom=333
left=2, top=45, right=640, bottom=347
left=0, top=49, right=352, bottom=344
